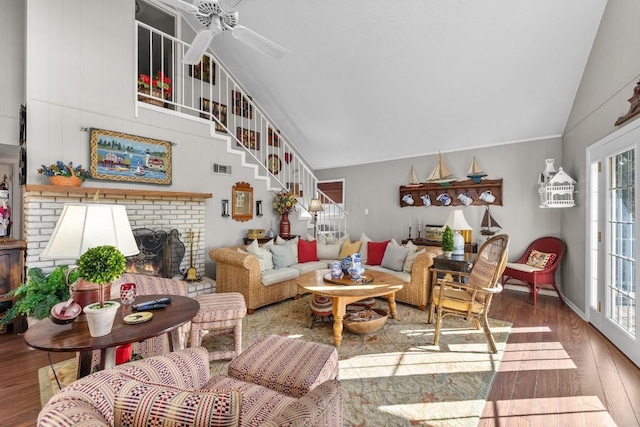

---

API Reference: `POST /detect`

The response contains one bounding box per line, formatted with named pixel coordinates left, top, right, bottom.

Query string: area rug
left=202, top=295, right=511, bottom=426
left=39, top=295, right=511, bottom=426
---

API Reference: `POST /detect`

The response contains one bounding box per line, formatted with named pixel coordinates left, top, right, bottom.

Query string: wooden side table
left=428, top=253, right=477, bottom=311
left=402, top=239, right=478, bottom=253
left=0, top=239, right=26, bottom=333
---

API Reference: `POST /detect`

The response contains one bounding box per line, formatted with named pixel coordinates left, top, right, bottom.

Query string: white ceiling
left=187, top=0, right=607, bottom=170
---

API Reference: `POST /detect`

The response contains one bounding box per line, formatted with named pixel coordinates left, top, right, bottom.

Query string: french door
left=588, top=123, right=639, bottom=368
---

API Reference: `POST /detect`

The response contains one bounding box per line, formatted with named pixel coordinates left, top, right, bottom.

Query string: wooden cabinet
left=0, top=240, right=26, bottom=333
left=399, top=179, right=503, bottom=207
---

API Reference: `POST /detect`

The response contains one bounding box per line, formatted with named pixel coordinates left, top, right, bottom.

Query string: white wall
left=0, top=0, right=25, bottom=146
left=20, top=0, right=291, bottom=278
left=562, top=0, right=640, bottom=312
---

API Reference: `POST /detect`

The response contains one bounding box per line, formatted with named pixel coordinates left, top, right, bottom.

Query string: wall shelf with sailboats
left=399, top=178, right=503, bottom=207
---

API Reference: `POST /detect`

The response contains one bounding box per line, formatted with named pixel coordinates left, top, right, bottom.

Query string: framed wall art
left=232, top=181, right=253, bottom=222
left=232, top=90, right=253, bottom=118
left=236, top=127, right=260, bottom=150
left=200, top=98, right=227, bottom=133
left=268, top=127, right=280, bottom=147
left=188, top=55, right=215, bottom=85
left=89, top=128, right=172, bottom=185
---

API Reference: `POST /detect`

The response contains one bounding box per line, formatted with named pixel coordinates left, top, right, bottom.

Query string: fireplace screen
left=125, top=229, right=185, bottom=278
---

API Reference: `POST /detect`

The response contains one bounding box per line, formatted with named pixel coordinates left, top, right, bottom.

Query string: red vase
left=279, top=212, right=290, bottom=237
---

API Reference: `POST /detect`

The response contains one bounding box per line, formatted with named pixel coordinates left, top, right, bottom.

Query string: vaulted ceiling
left=176, top=0, right=607, bottom=169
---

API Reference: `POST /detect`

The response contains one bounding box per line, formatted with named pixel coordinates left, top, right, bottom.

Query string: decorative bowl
left=343, top=308, right=388, bottom=335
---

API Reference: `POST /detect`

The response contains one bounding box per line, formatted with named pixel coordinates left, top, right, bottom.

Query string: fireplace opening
left=125, top=228, right=185, bottom=278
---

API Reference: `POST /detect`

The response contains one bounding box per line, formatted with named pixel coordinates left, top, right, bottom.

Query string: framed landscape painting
left=89, top=128, right=172, bottom=185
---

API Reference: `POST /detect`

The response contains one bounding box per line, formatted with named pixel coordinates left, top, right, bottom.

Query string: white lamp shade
left=444, top=210, right=472, bottom=231
left=41, top=203, right=140, bottom=259
left=308, top=198, right=324, bottom=213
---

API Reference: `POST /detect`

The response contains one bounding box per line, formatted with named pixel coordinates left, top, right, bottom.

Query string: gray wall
left=316, top=139, right=564, bottom=266
left=562, top=0, right=640, bottom=313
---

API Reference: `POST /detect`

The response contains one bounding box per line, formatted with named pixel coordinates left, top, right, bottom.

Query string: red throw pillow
left=367, top=241, right=390, bottom=266
left=298, top=239, right=319, bottom=263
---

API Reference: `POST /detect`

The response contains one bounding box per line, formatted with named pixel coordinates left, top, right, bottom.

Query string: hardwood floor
left=1, top=289, right=639, bottom=426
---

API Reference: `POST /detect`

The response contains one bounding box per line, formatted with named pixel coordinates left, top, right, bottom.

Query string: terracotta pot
left=279, top=212, right=290, bottom=237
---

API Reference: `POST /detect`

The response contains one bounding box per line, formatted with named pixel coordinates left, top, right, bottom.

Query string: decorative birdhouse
left=538, top=159, right=576, bottom=208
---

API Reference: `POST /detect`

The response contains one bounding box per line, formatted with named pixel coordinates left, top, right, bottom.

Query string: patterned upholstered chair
left=501, top=236, right=566, bottom=305
left=39, top=336, right=343, bottom=426
left=429, top=234, right=510, bottom=353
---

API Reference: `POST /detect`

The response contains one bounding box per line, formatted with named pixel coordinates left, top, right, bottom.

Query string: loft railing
left=135, top=21, right=347, bottom=237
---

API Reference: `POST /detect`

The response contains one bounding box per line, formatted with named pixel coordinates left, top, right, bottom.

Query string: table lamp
left=308, top=197, right=324, bottom=238
left=40, top=203, right=140, bottom=313
left=444, top=210, right=472, bottom=256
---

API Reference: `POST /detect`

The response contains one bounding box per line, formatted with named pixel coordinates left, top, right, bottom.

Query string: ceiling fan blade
left=220, top=0, right=242, bottom=9
left=183, top=29, right=215, bottom=65
left=231, top=25, right=287, bottom=60
left=155, top=0, right=200, bottom=15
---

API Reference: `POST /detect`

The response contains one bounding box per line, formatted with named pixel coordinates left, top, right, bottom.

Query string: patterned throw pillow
left=526, top=250, right=557, bottom=269
left=114, top=380, right=241, bottom=427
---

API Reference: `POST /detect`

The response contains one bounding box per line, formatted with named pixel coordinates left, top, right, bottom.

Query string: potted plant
left=442, top=226, right=454, bottom=258
left=38, top=161, right=91, bottom=187
left=0, top=266, right=79, bottom=327
left=77, top=245, right=126, bottom=337
left=137, top=71, right=172, bottom=106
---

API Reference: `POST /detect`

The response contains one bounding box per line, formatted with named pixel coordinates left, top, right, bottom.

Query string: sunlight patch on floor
left=481, top=396, right=616, bottom=426
left=378, top=399, right=487, bottom=424
left=496, top=341, right=577, bottom=372
left=339, top=351, right=501, bottom=380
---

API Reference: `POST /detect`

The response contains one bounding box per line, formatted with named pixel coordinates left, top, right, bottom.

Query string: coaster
left=123, top=312, right=153, bottom=324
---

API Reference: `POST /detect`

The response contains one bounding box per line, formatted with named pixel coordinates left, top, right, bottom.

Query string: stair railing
left=135, top=21, right=347, bottom=236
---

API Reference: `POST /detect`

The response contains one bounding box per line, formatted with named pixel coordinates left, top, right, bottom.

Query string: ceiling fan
left=157, top=0, right=287, bottom=64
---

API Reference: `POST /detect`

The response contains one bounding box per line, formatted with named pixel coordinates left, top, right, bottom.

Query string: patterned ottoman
left=190, top=292, right=247, bottom=361
left=226, top=334, right=339, bottom=397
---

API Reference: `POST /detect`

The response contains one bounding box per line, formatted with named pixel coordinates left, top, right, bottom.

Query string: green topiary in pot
left=77, top=245, right=126, bottom=308
left=442, top=226, right=454, bottom=254
left=1, top=266, right=79, bottom=325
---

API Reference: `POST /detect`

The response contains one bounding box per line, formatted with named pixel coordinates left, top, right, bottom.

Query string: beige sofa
left=210, top=237, right=442, bottom=314
left=39, top=335, right=343, bottom=426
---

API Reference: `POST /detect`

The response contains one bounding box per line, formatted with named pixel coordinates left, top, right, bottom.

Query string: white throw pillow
left=246, top=239, right=274, bottom=271
left=403, top=248, right=426, bottom=273
left=276, top=236, right=299, bottom=263
left=359, top=232, right=372, bottom=264
left=381, top=244, right=410, bottom=272
left=268, top=244, right=295, bottom=268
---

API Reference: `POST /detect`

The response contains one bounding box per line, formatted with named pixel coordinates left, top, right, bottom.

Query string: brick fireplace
left=22, top=185, right=214, bottom=296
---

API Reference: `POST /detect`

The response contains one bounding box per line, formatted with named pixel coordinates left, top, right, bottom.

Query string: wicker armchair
left=428, top=234, right=510, bottom=353
left=501, top=236, right=566, bottom=305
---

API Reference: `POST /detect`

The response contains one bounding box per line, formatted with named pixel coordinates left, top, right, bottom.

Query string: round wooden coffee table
left=298, top=269, right=403, bottom=346
left=24, top=294, right=199, bottom=379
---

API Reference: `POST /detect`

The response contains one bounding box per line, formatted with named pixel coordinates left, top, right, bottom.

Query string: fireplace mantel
left=24, top=185, right=213, bottom=200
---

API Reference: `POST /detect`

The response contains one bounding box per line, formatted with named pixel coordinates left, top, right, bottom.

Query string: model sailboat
left=406, top=165, right=422, bottom=187
left=467, top=157, right=487, bottom=184
left=480, top=206, right=502, bottom=236
left=424, top=152, right=456, bottom=186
